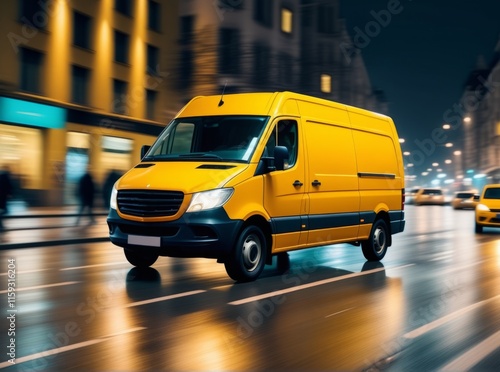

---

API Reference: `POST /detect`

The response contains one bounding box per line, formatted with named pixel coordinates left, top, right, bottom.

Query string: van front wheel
left=225, top=225, right=267, bottom=282
left=124, top=249, right=158, bottom=268
left=362, top=219, right=388, bottom=261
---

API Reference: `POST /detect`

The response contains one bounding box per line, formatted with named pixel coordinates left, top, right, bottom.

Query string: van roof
left=175, top=91, right=390, bottom=119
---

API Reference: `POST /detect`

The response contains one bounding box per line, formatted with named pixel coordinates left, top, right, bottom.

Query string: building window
left=219, top=28, right=240, bottom=75
left=73, top=11, right=92, bottom=49
left=148, top=0, right=161, bottom=32
left=281, top=8, right=293, bottom=34
left=20, top=0, right=47, bottom=30
left=20, top=48, right=43, bottom=94
left=113, top=79, right=128, bottom=115
left=146, top=44, right=159, bottom=75
left=180, top=15, right=194, bottom=45
left=72, top=65, right=90, bottom=105
left=115, top=0, right=132, bottom=17
left=146, top=90, right=157, bottom=120
left=254, top=0, right=273, bottom=28
left=114, top=30, right=129, bottom=64
left=179, top=49, right=193, bottom=87
left=320, top=74, right=332, bottom=93
left=317, top=4, right=336, bottom=34
left=253, top=44, right=270, bottom=87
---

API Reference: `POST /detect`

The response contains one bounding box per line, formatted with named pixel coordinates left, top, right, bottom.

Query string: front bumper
left=107, top=208, right=243, bottom=259
left=476, top=211, right=500, bottom=228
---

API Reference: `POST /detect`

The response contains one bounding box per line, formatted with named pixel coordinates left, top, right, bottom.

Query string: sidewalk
left=0, top=202, right=110, bottom=249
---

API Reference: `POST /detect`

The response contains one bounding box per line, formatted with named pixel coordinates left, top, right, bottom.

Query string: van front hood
left=116, top=161, right=247, bottom=194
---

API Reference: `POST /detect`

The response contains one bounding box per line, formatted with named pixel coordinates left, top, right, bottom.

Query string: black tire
left=362, top=219, right=389, bottom=261
left=124, top=249, right=158, bottom=268
left=224, top=225, right=267, bottom=282
left=475, top=223, right=483, bottom=233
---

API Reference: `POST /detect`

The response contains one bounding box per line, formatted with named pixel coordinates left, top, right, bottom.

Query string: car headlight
left=186, top=188, right=234, bottom=213
left=476, top=203, right=490, bottom=212
left=110, top=184, right=118, bottom=210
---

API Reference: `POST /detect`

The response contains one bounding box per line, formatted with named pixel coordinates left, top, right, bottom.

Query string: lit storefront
left=0, top=96, right=162, bottom=206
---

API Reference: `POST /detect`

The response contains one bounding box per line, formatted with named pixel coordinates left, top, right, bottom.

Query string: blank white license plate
left=128, top=235, right=161, bottom=247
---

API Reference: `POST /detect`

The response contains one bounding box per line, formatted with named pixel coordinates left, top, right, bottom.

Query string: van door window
left=265, top=120, right=298, bottom=168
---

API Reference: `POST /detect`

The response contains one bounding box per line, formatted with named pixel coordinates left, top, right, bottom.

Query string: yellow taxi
left=451, top=191, right=478, bottom=210
left=475, top=184, right=500, bottom=233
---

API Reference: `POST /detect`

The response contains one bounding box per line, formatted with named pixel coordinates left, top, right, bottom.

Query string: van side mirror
left=274, top=145, right=289, bottom=171
left=141, top=145, right=151, bottom=160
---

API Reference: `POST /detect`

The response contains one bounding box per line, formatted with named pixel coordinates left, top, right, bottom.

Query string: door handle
left=312, top=180, right=321, bottom=187
left=293, top=180, right=303, bottom=187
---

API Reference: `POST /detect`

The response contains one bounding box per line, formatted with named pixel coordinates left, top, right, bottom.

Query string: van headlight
left=110, top=184, right=118, bottom=210
left=186, top=188, right=234, bottom=213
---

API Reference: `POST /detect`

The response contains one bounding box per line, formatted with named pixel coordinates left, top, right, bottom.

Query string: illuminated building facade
left=178, top=0, right=386, bottom=113
left=0, top=0, right=180, bottom=206
left=461, top=38, right=500, bottom=186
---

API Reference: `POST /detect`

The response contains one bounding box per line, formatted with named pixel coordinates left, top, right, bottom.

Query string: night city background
left=1, top=1, right=500, bottom=371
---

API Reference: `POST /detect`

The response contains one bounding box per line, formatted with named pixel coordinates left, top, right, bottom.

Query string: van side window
left=265, top=120, right=298, bottom=168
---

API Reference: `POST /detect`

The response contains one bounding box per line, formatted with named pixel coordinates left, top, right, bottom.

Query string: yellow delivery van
left=107, top=91, right=405, bottom=281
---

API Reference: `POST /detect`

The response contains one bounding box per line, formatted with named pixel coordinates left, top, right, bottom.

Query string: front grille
left=117, top=190, right=184, bottom=217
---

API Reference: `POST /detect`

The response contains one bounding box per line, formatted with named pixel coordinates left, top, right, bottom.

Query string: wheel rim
left=372, top=226, right=386, bottom=255
left=242, top=233, right=262, bottom=272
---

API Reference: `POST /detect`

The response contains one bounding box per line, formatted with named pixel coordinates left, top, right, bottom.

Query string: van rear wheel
left=362, top=219, right=388, bottom=261
left=225, top=225, right=267, bottom=282
left=124, top=249, right=158, bottom=268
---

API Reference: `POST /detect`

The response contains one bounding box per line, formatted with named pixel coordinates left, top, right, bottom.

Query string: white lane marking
left=124, top=290, right=206, bottom=307
left=439, top=260, right=486, bottom=276
left=440, top=329, right=500, bottom=371
left=403, top=294, right=500, bottom=339
left=60, top=262, right=129, bottom=271
left=325, top=307, right=355, bottom=318
left=0, top=327, right=146, bottom=369
left=0, top=269, right=50, bottom=276
left=229, top=266, right=390, bottom=306
left=386, top=263, right=415, bottom=271
left=0, top=281, right=80, bottom=294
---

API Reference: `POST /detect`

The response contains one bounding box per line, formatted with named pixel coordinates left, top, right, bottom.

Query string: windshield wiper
left=178, top=153, right=223, bottom=160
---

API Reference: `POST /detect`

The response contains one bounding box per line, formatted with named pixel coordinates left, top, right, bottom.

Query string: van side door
left=304, top=120, right=360, bottom=245
left=262, top=119, right=308, bottom=252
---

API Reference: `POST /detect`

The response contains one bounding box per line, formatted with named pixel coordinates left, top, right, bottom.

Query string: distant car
left=414, top=188, right=445, bottom=206
left=405, top=188, right=420, bottom=205
left=451, top=191, right=478, bottom=209
left=475, top=184, right=500, bottom=233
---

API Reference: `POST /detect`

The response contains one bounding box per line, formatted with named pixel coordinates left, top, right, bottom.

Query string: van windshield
left=143, top=115, right=269, bottom=163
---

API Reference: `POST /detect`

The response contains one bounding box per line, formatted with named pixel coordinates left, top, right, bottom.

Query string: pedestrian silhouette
left=76, top=167, right=96, bottom=225
left=0, top=165, right=13, bottom=231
